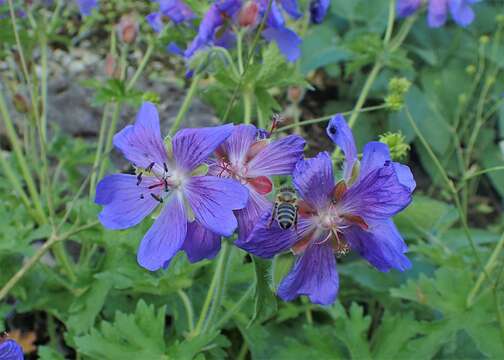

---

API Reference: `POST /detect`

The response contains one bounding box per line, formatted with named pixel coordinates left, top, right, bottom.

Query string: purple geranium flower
left=95, top=102, right=248, bottom=271
left=146, top=0, right=195, bottom=32
left=184, top=0, right=303, bottom=62
left=0, top=338, right=23, bottom=360
left=76, top=0, right=98, bottom=16
left=208, top=124, right=305, bottom=243
left=397, top=0, right=479, bottom=28
left=242, top=114, right=415, bottom=305
left=309, top=0, right=330, bottom=24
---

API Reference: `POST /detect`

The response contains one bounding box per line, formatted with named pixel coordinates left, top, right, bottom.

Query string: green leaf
left=480, top=142, right=504, bottom=198
left=248, top=256, right=277, bottom=326
left=327, top=302, right=372, bottom=359
left=371, top=312, right=423, bottom=360
left=67, top=278, right=112, bottom=334
left=166, top=331, right=224, bottom=359
left=38, top=346, right=66, bottom=360
left=300, top=23, right=351, bottom=74
left=393, top=195, right=458, bottom=238
left=74, top=300, right=166, bottom=360
left=389, top=85, right=452, bottom=155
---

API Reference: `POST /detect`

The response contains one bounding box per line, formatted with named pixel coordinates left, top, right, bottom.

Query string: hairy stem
left=405, top=108, right=483, bottom=270
left=277, top=104, right=387, bottom=132
left=169, top=73, right=202, bottom=136
left=177, top=290, right=195, bottom=332
left=192, top=241, right=230, bottom=337
left=467, top=232, right=504, bottom=307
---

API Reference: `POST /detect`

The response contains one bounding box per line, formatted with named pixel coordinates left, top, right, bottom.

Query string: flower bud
left=238, top=1, right=259, bottom=28
left=479, top=35, right=490, bottom=45
left=287, top=86, right=304, bottom=104
left=379, top=132, right=410, bottom=160
left=13, top=93, right=30, bottom=114
left=465, top=64, right=476, bottom=75
left=117, top=14, right=138, bottom=44
left=385, top=77, right=411, bottom=111
left=497, top=14, right=504, bottom=25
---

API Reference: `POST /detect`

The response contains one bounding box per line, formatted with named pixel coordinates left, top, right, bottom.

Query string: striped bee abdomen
left=276, top=203, right=297, bottom=230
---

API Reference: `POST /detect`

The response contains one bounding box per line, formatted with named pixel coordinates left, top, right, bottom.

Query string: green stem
left=89, top=105, right=110, bottom=197
left=177, top=290, right=195, bottom=332
left=0, top=91, right=46, bottom=225
left=203, top=245, right=234, bottom=333
left=169, top=74, right=202, bottom=136
left=0, top=150, right=32, bottom=212
left=192, top=241, right=230, bottom=337
left=0, top=221, right=98, bottom=301
left=52, top=242, right=77, bottom=283
left=98, top=102, right=121, bottom=180
left=236, top=30, right=245, bottom=75
left=243, top=91, right=253, bottom=124
left=383, top=0, right=396, bottom=45
left=466, top=232, right=504, bottom=307
left=462, top=166, right=504, bottom=181
left=348, top=61, right=383, bottom=129
left=212, top=284, right=254, bottom=331
left=405, top=108, right=484, bottom=270
left=126, top=41, right=155, bottom=91
left=277, top=104, right=387, bottom=132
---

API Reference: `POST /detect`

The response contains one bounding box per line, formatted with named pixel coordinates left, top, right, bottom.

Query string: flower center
left=136, top=161, right=186, bottom=203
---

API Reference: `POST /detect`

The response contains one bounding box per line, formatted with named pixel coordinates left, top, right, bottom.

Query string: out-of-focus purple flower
left=397, top=0, right=479, bottom=28
left=396, top=0, right=421, bottom=17
left=185, top=0, right=303, bottom=62
left=0, top=338, right=24, bottom=360
left=242, top=114, right=415, bottom=305
left=95, top=102, right=248, bottom=271
left=76, top=0, right=98, bottom=16
left=146, top=0, right=195, bottom=32
left=309, top=0, right=330, bottom=24
left=209, top=125, right=305, bottom=243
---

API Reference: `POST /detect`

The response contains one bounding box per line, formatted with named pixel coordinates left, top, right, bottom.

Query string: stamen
left=146, top=162, right=155, bottom=172
left=136, top=172, right=143, bottom=186
left=148, top=183, right=163, bottom=189
left=163, top=179, right=169, bottom=192
left=150, top=193, right=163, bottom=203
left=140, top=194, right=144, bottom=199
left=163, top=162, right=168, bottom=173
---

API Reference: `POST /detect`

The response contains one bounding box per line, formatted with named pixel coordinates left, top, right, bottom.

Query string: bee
left=269, top=187, right=299, bottom=230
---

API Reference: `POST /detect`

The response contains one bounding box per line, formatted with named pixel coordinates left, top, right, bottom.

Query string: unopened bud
left=465, top=64, right=476, bottom=75
left=117, top=14, right=138, bottom=44
left=497, top=14, right=504, bottom=25
left=379, top=132, right=410, bottom=160
left=12, top=93, right=30, bottom=114
left=388, top=77, right=411, bottom=96
left=287, top=86, right=304, bottom=104
left=479, top=35, right=490, bottom=45
left=458, top=93, right=467, bottom=104
left=238, top=1, right=259, bottom=27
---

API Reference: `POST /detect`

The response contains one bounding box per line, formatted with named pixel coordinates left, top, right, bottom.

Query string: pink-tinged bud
left=13, top=93, right=30, bottom=114
left=238, top=1, right=259, bottom=27
left=117, top=14, right=138, bottom=44
left=287, top=86, right=304, bottom=104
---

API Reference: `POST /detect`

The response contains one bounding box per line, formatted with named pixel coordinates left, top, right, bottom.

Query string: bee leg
left=268, top=204, right=277, bottom=229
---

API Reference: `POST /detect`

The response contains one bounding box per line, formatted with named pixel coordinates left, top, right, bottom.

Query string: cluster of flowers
left=95, top=103, right=416, bottom=305
left=397, top=0, right=480, bottom=28
left=146, top=0, right=330, bottom=63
